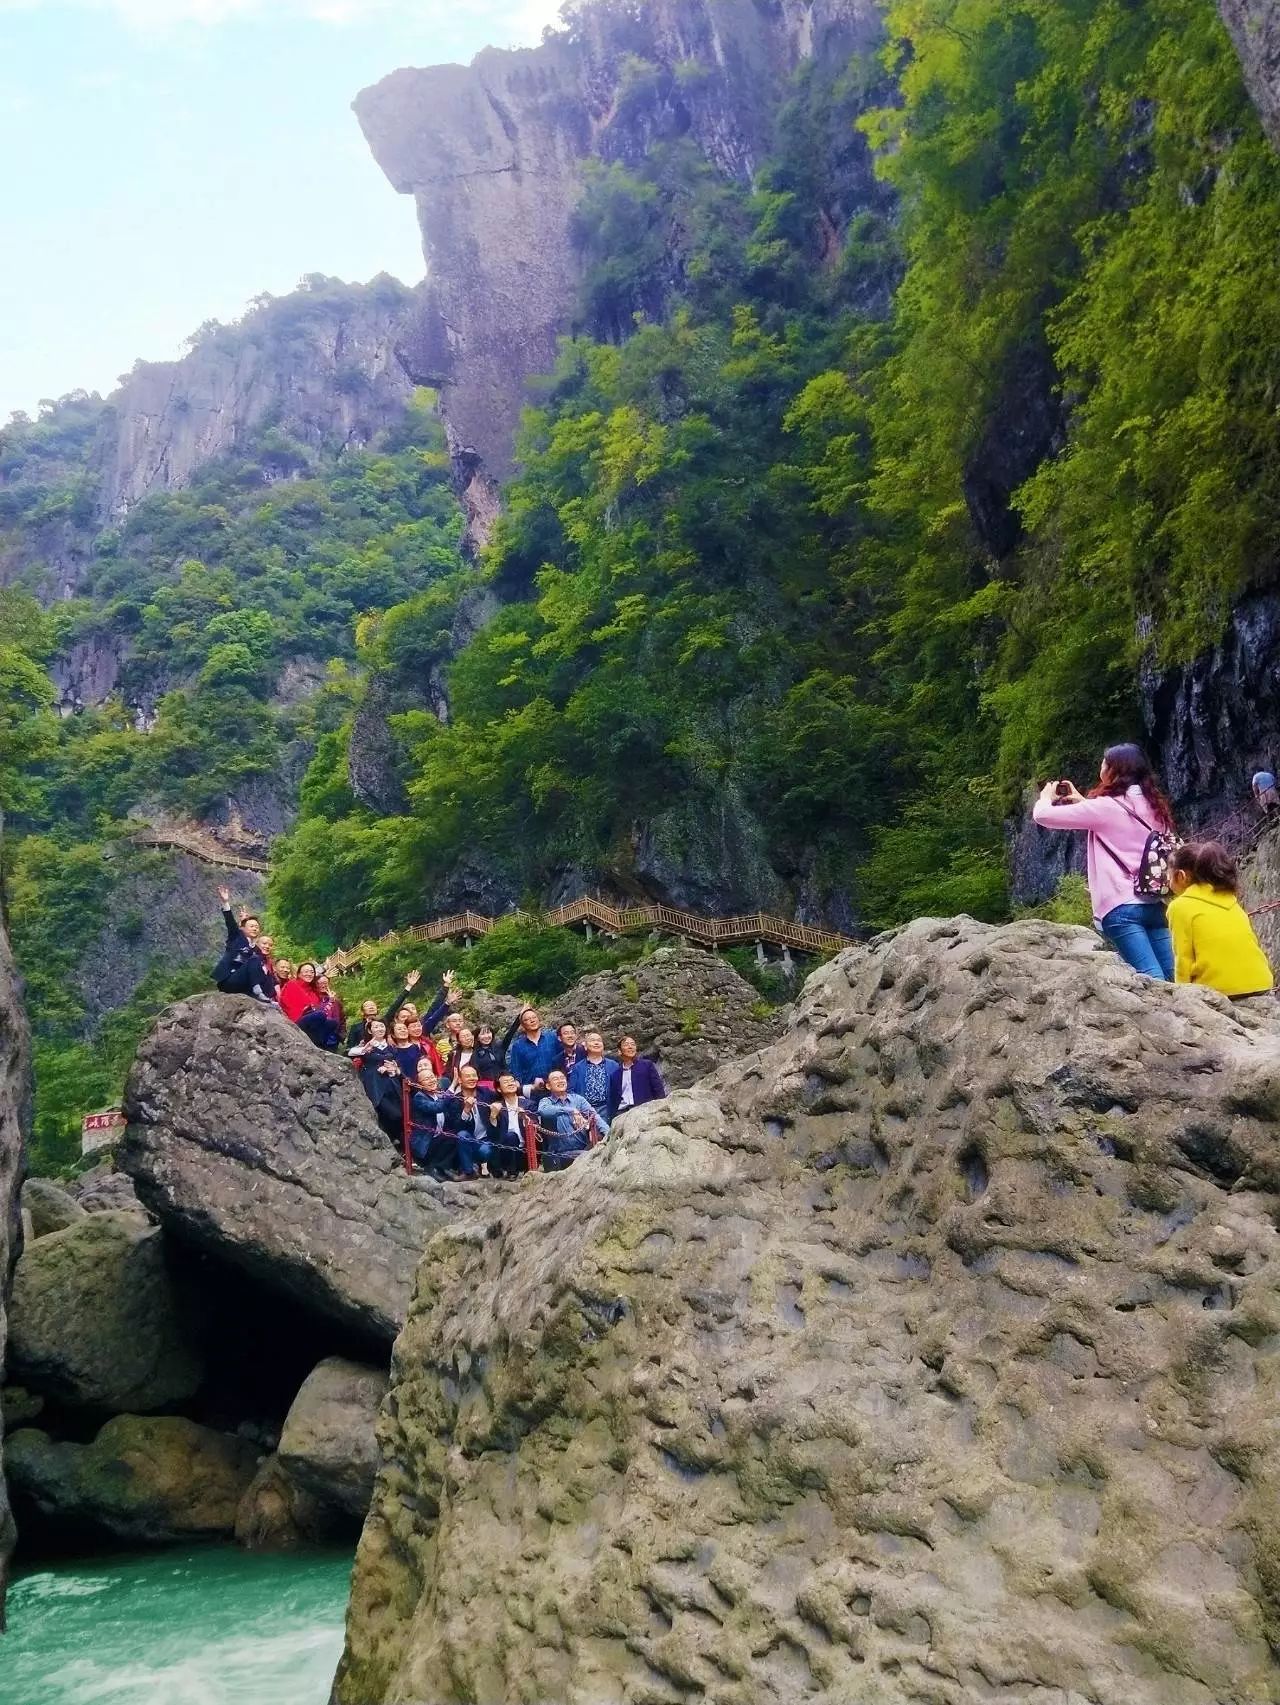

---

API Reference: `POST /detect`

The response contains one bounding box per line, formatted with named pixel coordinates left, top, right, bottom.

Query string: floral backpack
left=1096, top=800, right=1181, bottom=900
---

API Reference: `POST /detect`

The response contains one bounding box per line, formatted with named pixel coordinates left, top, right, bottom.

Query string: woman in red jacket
left=278, top=962, right=328, bottom=1047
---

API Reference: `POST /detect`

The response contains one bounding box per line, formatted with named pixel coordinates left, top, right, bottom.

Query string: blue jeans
left=1100, top=902, right=1174, bottom=981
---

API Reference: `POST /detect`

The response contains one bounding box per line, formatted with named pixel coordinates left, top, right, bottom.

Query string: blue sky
left=0, top=0, right=563, bottom=418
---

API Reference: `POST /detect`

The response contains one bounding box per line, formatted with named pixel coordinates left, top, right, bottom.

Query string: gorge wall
left=1219, top=1, right=1280, bottom=145
left=355, top=0, right=883, bottom=541
left=0, top=869, right=32, bottom=1612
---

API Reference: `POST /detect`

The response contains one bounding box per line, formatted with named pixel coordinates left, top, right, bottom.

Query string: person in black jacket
left=472, top=1024, right=504, bottom=1085
left=212, top=886, right=274, bottom=1001
left=608, top=1036, right=667, bottom=1119
left=486, top=1071, right=531, bottom=1178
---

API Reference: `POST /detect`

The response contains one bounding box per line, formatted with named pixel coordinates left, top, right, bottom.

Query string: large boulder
left=277, top=1356, right=388, bottom=1523
left=8, top=1415, right=259, bottom=1545
left=7, top=1211, right=202, bottom=1414
left=0, top=895, right=31, bottom=1609
left=337, top=918, right=1280, bottom=1705
left=21, top=1177, right=88, bottom=1239
left=554, top=943, right=785, bottom=1087
left=69, top=1162, right=145, bottom=1216
left=120, top=995, right=481, bottom=1343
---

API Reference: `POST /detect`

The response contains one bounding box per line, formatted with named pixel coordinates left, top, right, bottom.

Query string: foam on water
left=1, top=1545, right=354, bottom=1705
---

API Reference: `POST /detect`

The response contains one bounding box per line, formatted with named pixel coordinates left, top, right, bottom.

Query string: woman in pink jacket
left=1032, top=743, right=1177, bottom=980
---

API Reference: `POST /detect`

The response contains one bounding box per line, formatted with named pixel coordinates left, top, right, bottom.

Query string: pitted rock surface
left=1220, top=1, right=1280, bottom=148
left=337, top=917, right=1280, bottom=1705
left=555, top=943, right=786, bottom=1087
left=119, top=995, right=485, bottom=1343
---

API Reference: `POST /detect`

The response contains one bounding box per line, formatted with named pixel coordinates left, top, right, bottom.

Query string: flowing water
left=1, top=1545, right=354, bottom=1705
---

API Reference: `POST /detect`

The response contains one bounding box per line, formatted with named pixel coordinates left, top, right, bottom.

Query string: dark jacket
left=607, top=1055, right=667, bottom=1118
left=569, top=1055, right=621, bottom=1116
left=213, top=907, right=273, bottom=999
left=472, top=1042, right=505, bottom=1082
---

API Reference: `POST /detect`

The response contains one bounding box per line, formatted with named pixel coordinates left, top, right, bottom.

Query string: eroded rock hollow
left=337, top=918, right=1280, bottom=1705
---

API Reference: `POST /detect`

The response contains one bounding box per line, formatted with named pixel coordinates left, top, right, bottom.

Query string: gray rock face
left=338, top=917, right=1280, bottom=1705
left=8, top=1211, right=203, bottom=1414
left=98, top=277, right=418, bottom=521
left=556, top=943, right=784, bottom=1086
left=1219, top=0, right=1280, bottom=146
left=1143, top=591, right=1280, bottom=831
left=0, top=894, right=31, bottom=1610
left=277, top=1356, right=389, bottom=1523
left=355, top=0, right=882, bottom=539
left=8, top=1415, right=259, bottom=1545
left=69, top=1163, right=145, bottom=1216
left=119, top=995, right=479, bottom=1343
left=20, top=1178, right=87, bottom=1240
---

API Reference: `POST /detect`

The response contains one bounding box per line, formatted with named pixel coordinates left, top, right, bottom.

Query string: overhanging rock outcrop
left=337, top=917, right=1280, bottom=1705
left=355, top=0, right=882, bottom=541
left=119, top=995, right=480, bottom=1345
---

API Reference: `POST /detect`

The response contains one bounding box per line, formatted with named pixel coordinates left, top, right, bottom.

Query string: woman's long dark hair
left=1089, top=743, right=1175, bottom=830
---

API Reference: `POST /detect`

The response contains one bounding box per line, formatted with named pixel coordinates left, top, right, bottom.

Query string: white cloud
left=0, top=0, right=566, bottom=41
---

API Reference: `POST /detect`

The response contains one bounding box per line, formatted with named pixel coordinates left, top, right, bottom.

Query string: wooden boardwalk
left=328, top=897, right=853, bottom=975
left=132, top=824, right=270, bottom=875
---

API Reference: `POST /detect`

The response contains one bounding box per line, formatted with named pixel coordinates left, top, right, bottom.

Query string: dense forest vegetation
left=0, top=287, right=467, bottom=1167
left=4, top=0, right=1279, bottom=1166
left=279, top=0, right=1280, bottom=932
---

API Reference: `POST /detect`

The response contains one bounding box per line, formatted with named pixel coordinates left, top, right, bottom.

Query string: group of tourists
left=1033, top=742, right=1274, bottom=1000
left=211, top=890, right=668, bottom=1180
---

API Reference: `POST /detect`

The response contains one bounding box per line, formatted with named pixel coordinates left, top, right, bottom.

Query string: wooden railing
left=328, top=898, right=853, bottom=975
left=132, top=824, right=269, bottom=875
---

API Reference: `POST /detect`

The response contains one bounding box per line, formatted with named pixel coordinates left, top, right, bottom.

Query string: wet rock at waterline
left=8, top=1415, right=259, bottom=1545
left=337, top=918, right=1280, bottom=1705
left=278, top=1356, right=388, bottom=1523
left=120, top=995, right=483, bottom=1343
left=8, top=1211, right=203, bottom=1415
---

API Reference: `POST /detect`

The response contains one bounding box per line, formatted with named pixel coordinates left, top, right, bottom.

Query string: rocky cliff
left=355, top=0, right=882, bottom=539
left=1219, top=0, right=1280, bottom=145
left=337, top=916, right=1280, bottom=1705
left=0, top=883, right=31, bottom=1613
left=98, top=275, right=418, bottom=524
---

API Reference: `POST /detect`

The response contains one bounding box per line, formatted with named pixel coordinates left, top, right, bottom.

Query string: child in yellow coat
left=1167, top=842, right=1274, bottom=999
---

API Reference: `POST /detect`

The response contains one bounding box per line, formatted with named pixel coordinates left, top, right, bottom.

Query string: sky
left=0, top=0, right=565, bottom=419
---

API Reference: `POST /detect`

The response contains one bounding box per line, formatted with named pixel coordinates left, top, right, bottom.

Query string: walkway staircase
left=327, top=897, right=854, bottom=975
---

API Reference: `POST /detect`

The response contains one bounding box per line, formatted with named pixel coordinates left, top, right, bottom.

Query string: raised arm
left=1031, top=784, right=1120, bottom=833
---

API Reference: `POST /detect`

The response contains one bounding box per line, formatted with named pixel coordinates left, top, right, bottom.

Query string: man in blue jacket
left=607, top=1035, right=667, bottom=1120
left=535, top=1070, right=607, bottom=1170
left=506, top=1006, right=561, bottom=1096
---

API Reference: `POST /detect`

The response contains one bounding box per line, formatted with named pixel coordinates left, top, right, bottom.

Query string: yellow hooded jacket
left=1168, top=883, right=1274, bottom=997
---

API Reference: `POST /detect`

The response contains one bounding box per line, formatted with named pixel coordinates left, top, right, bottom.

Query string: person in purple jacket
left=607, top=1035, right=667, bottom=1120
left=1032, top=741, right=1177, bottom=980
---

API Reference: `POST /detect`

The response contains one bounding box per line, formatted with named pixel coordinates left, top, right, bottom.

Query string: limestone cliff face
left=0, top=861, right=32, bottom=1614
left=98, top=276, right=418, bottom=522
left=338, top=917, right=1280, bottom=1705
left=1219, top=0, right=1280, bottom=146
left=355, top=0, right=882, bottom=537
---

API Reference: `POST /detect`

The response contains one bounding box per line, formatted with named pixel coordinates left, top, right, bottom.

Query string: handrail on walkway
left=329, top=898, right=853, bottom=976
left=132, top=825, right=270, bottom=875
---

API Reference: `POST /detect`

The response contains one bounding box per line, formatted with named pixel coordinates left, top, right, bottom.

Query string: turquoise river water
left=1, top=1545, right=354, bottom=1705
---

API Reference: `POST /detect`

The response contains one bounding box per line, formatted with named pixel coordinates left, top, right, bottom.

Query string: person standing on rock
left=1033, top=743, right=1178, bottom=980
left=439, top=1065, right=494, bottom=1178
left=552, top=1021, right=587, bottom=1077
left=311, top=973, right=345, bottom=1051
left=568, top=1031, right=620, bottom=1125
left=405, top=1015, right=444, bottom=1077
left=212, top=886, right=275, bottom=1001
left=506, top=1007, right=561, bottom=1097
left=472, top=1023, right=504, bottom=1084
left=608, top=1036, right=667, bottom=1119
left=279, top=962, right=329, bottom=1046
left=1167, top=843, right=1275, bottom=1000
left=346, top=997, right=381, bottom=1050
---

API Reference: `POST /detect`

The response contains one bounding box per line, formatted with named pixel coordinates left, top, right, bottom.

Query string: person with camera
left=1032, top=743, right=1178, bottom=979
